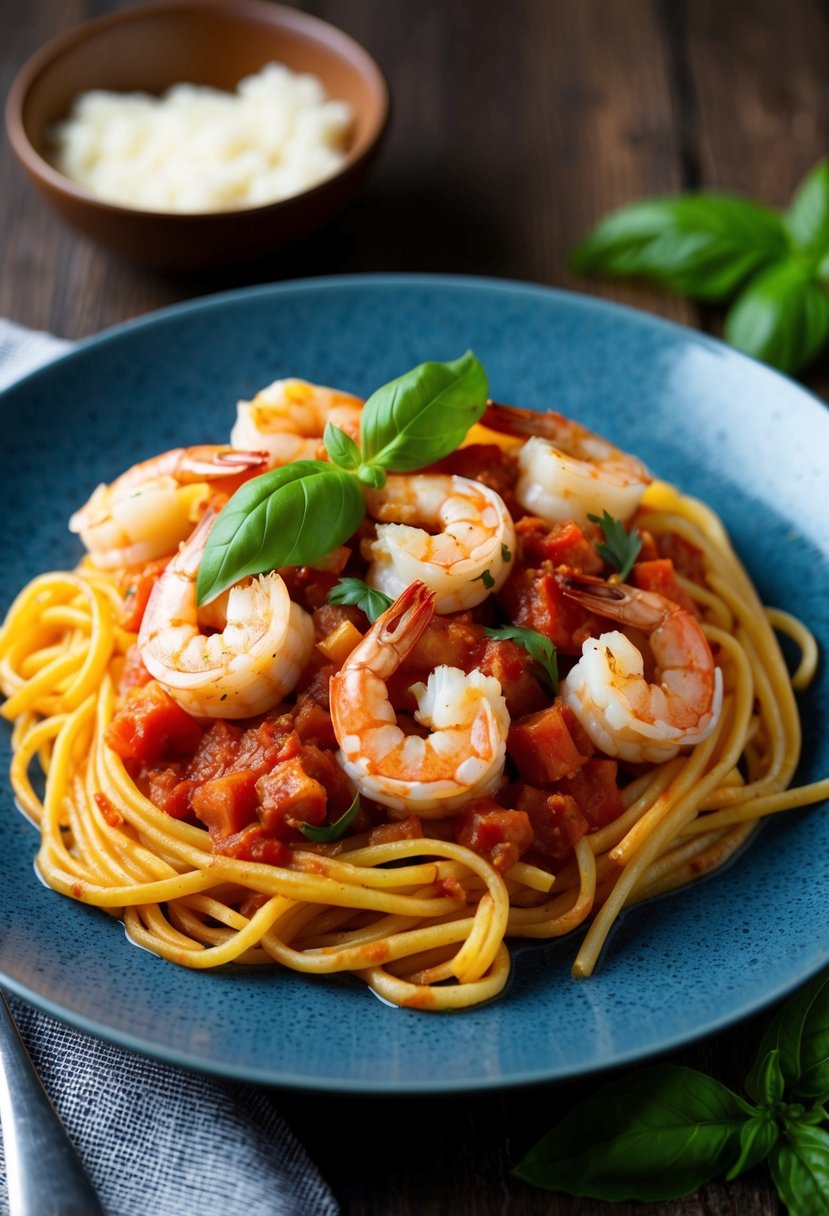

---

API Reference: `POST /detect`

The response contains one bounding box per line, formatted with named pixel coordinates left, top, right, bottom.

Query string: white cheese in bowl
left=47, top=63, right=354, bottom=213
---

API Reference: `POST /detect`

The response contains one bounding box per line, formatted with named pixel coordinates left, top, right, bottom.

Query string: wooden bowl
left=5, top=0, right=389, bottom=271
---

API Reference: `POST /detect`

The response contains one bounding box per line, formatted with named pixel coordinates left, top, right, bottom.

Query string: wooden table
left=2, top=2, right=828, bottom=1212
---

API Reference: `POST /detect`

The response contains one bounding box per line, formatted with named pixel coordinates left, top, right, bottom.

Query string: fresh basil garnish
left=198, top=354, right=490, bottom=603
left=746, top=971, right=829, bottom=1105
left=723, top=260, right=829, bottom=375
left=358, top=351, right=488, bottom=473
left=588, top=510, right=643, bottom=582
left=785, top=159, right=829, bottom=265
left=196, top=461, right=365, bottom=604
left=726, top=1115, right=780, bottom=1181
left=571, top=195, right=787, bottom=301
left=769, top=1124, right=829, bottom=1215
left=516, top=966, right=829, bottom=1209
left=513, top=1065, right=749, bottom=1201
left=323, top=422, right=362, bottom=471
left=298, top=792, right=361, bottom=843
left=570, top=157, right=829, bottom=374
left=483, top=624, right=558, bottom=693
left=328, top=578, right=393, bottom=623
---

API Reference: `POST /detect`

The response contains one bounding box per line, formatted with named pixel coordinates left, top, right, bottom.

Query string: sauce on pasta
left=1, top=376, right=826, bottom=1011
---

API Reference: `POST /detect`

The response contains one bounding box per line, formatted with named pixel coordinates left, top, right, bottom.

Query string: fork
left=0, top=990, right=104, bottom=1215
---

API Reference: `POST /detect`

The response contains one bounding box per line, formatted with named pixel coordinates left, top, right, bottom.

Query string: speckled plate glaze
left=0, top=275, right=827, bottom=1093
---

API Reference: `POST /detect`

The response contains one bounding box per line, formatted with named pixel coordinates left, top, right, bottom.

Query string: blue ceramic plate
left=0, top=275, right=827, bottom=1093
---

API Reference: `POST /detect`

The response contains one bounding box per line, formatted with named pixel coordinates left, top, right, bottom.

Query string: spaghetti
left=0, top=403, right=826, bottom=1012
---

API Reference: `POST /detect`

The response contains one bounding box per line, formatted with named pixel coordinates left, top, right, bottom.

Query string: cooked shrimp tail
left=560, top=576, right=723, bottom=764
left=559, top=573, right=644, bottom=622
left=330, top=581, right=510, bottom=816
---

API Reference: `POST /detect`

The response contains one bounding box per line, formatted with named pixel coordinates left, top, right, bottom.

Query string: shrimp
left=559, top=575, right=723, bottom=764
left=69, top=446, right=267, bottom=571
left=138, top=510, right=314, bottom=719
left=330, top=582, right=510, bottom=816
left=363, top=475, right=516, bottom=613
left=483, top=402, right=650, bottom=528
left=230, top=378, right=363, bottom=466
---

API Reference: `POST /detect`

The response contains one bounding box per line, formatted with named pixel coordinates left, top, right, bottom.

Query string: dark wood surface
left=3, top=2, right=829, bottom=1212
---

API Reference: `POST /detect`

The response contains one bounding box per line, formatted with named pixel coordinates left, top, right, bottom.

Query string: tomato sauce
left=107, top=443, right=698, bottom=871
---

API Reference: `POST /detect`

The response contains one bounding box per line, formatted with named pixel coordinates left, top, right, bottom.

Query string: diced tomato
left=455, top=799, right=534, bottom=872
left=233, top=719, right=297, bottom=776
left=631, top=558, right=698, bottom=616
left=556, top=759, right=624, bottom=829
left=118, top=560, right=167, bottom=632
left=215, top=825, right=291, bottom=867
left=105, top=682, right=203, bottom=765
left=185, top=721, right=244, bottom=783
left=508, top=700, right=592, bottom=785
left=469, top=637, right=547, bottom=717
left=116, top=644, right=154, bottom=695
left=191, top=770, right=260, bottom=839
left=516, top=517, right=603, bottom=573
left=297, top=744, right=355, bottom=815
left=405, top=614, right=486, bottom=673
left=498, top=566, right=602, bottom=655
left=256, top=756, right=328, bottom=837
left=292, top=700, right=338, bottom=747
left=145, top=767, right=197, bottom=820
left=367, top=815, right=424, bottom=846
left=516, top=786, right=588, bottom=864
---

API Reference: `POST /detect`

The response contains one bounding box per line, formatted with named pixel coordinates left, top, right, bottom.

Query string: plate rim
left=1, top=271, right=827, bottom=1093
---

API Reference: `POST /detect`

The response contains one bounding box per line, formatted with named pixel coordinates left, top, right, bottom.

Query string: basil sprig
left=571, top=157, right=829, bottom=374
left=514, top=969, right=829, bottom=1211
left=196, top=353, right=488, bottom=604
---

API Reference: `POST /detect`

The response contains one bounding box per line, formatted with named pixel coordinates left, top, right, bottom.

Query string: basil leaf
left=770, top=1125, right=829, bottom=1216
left=196, top=461, right=366, bottom=605
left=328, top=577, right=393, bottom=623
left=571, top=196, right=787, bottom=301
left=298, top=792, right=361, bottom=843
left=323, top=422, right=361, bottom=471
left=725, top=261, right=829, bottom=374
left=746, top=971, right=829, bottom=1105
left=588, top=510, right=643, bottom=581
left=513, top=1065, right=748, bottom=1201
left=725, top=1115, right=779, bottom=1181
left=359, top=352, right=488, bottom=472
left=483, top=625, right=558, bottom=693
left=786, top=159, right=829, bottom=264
left=751, top=1048, right=786, bottom=1108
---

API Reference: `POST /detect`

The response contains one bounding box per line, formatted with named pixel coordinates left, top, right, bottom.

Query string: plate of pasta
left=0, top=274, right=827, bottom=1092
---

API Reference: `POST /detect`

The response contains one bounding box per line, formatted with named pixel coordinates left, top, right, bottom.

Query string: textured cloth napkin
left=0, top=318, right=340, bottom=1216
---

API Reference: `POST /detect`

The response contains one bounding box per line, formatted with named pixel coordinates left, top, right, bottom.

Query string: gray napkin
left=0, top=318, right=340, bottom=1216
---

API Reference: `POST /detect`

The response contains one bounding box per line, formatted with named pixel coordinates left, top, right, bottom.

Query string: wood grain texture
left=2, top=1, right=828, bottom=1212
